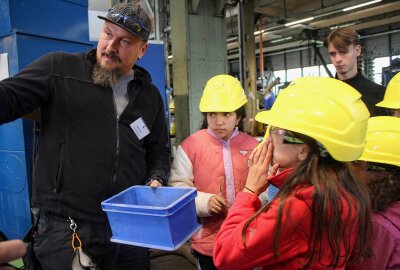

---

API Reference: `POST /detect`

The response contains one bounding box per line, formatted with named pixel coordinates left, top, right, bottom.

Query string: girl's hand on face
left=208, top=195, right=228, bottom=215
left=244, top=138, right=279, bottom=195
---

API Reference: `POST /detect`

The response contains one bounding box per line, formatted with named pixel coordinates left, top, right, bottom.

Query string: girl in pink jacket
left=169, top=75, right=258, bottom=269
left=214, top=77, right=372, bottom=270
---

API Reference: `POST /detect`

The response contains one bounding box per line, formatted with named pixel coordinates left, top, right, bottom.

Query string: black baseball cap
left=98, top=2, right=151, bottom=41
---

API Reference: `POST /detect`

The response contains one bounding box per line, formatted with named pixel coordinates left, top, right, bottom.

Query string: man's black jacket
left=0, top=49, right=170, bottom=221
left=341, top=71, right=388, bottom=116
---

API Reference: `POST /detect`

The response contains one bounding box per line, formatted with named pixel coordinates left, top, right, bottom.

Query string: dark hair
left=241, top=132, right=371, bottom=269
left=0, top=230, right=8, bottom=241
left=200, top=105, right=246, bottom=131
left=367, top=165, right=400, bottom=212
left=324, top=27, right=360, bottom=52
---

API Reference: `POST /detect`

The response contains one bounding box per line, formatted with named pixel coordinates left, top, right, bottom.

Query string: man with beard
left=0, top=2, right=170, bottom=269
left=324, top=27, right=387, bottom=116
left=347, top=116, right=400, bottom=270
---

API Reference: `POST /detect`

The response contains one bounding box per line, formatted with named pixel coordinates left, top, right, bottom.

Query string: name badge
left=130, top=117, right=150, bottom=140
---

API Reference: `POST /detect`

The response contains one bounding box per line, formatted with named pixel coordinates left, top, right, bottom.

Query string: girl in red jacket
left=214, top=77, right=372, bottom=270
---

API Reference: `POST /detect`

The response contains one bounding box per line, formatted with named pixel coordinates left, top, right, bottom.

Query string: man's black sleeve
left=0, top=53, right=52, bottom=124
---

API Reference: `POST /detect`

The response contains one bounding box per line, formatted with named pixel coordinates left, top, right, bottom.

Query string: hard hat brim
left=376, top=100, right=400, bottom=109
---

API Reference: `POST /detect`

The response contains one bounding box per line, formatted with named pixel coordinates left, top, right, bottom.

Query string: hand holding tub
left=148, top=179, right=163, bottom=188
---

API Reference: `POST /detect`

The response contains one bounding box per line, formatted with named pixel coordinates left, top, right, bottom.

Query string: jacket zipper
left=111, top=91, right=120, bottom=185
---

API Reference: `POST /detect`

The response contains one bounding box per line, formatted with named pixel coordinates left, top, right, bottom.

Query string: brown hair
left=367, top=164, right=400, bottom=212
left=241, top=132, right=371, bottom=269
left=324, top=27, right=360, bottom=52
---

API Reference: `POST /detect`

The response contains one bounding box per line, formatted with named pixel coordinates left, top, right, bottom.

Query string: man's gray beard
left=92, top=63, right=121, bottom=87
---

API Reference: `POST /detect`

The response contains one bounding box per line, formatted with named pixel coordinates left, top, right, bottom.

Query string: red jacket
left=214, top=168, right=358, bottom=270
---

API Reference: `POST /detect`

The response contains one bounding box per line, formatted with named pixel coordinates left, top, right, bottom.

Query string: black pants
left=33, top=210, right=149, bottom=270
left=192, top=250, right=218, bottom=270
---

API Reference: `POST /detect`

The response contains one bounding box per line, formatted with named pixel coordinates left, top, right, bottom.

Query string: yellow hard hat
left=255, top=77, right=370, bottom=161
left=376, top=72, right=400, bottom=109
left=359, top=116, right=400, bottom=167
left=199, top=75, right=247, bottom=112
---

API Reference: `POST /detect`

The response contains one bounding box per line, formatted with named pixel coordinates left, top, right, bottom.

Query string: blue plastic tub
left=101, top=186, right=200, bottom=251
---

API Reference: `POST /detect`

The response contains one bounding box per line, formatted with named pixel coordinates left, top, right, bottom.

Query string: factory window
left=272, top=69, right=286, bottom=95
left=303, top=66, right=319, bottom=77
left=320, top=64, right=336, bottom=78
left=273, top=70, right=286, bottom=83
left=287, top=68, right=301, bottom=82
left=373, top=57, right=390, bottom=84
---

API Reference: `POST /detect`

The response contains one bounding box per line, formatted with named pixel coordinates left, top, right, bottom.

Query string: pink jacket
left=214, top=168, right=359, bottom=270
left=348, top=202, right=400, bottom=270
left=169, top=128, right=258, bottom=256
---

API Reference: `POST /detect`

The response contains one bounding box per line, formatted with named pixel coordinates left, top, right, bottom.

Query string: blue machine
left=0, top=0, right=167, bottom=240
left=137, top=41, right=169, bottom=124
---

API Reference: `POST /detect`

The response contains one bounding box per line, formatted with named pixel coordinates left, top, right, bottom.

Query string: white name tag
left=130, top=117, right=150, bottom=140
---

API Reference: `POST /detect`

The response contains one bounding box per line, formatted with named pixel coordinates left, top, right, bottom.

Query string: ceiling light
left=270, top=36, right=293, bottom=43
left=255, top=0, right=382, bottom=34
left=330, top=22, right=356, bottom=30
left=342, top=0, right=382, bottom=12
left=284, top=17, right=314, bottom=27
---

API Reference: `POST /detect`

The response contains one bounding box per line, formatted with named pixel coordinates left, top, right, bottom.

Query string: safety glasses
left=367, top=162, right=388, bottom=172
left=352, top=160, right=389, bottom=172
left=108, top=9, right=149, bottom=34
left=269, top=127, right=304, bottom=144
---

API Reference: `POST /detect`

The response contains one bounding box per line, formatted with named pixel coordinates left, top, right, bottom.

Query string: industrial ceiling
left=226, top=0, right=400, bottom=55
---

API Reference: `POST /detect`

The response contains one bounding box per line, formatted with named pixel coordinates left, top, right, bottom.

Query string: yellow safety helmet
left=359, top=116, right=400, bottom=167
left=255, top=77, right=370, bottom=161
left=199, top=75, right=247, bottom=112
left=376, top=72, right=400, bottom=109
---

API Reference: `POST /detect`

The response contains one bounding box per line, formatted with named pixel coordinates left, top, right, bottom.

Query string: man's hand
left=0, top=240, right=26, bottom=264
left=148, top=179, right=162, bottom=188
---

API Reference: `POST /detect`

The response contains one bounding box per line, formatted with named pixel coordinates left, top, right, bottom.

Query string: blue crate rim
left=104, top=208, right=176, bottom=216
left=109, top=224, right=201, bottom=251
left=101, top=186, right=197, bottom=211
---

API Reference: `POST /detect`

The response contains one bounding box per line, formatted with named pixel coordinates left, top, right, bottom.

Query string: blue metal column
left=137, top=41, right=169, bottom=128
